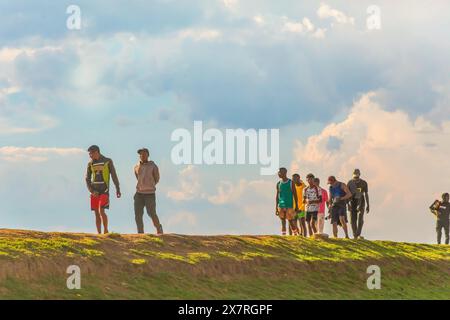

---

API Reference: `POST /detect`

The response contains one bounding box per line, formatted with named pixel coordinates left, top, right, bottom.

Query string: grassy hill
left=0, top=229, right=448, bottom=299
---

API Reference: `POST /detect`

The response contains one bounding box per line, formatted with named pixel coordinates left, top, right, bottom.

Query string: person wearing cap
left=85, top=145, right=121, bottom=234
left=347, top=169, right=370, bottom=239
left=134, top=148, right=163, bottom=235
left=327, top=176, right=352, bottom=239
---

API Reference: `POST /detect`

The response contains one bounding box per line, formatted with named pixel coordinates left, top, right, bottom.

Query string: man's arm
left=85, top=163, right=93, bottom=193
left=275, top=184, right=279, bottom=215
left=365, top=181, right=370, bottom=213
left=109, top=160, right=121, bottom=196
left=134, top=165, right=139, bottom=180
left=341, top=183, right=352, bottom=201
left=327, top=187, right=332, bottom=206
left=365, top=193, right=370, bottom=213
left=153, top=163, right=160, bottom=185
left=292, top=183, right=299, bottom=211
left=429, top=201, right=439, bottom=217
left=346, top=180, right=353, bottom=210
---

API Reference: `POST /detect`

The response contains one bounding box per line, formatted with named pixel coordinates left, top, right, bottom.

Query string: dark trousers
left=134, top=193, right=161, bottom=234
left=436, top=220, right=449, bottom=244
left=350, top=197, right=365, bottom=238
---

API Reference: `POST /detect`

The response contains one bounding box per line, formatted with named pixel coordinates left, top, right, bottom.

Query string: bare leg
left=94, top=209, right=102, bottom=234
left=333, top=223, right=338, bottom=237
left=300, top=218, right=307, bottom=236
left=339, top=216, right=349, bottom=238
left=307, top=220, right=313, bottom=237
left=311, top=219, right=317, bottom=235
left=289, top=219, right=298, bottom=235
left=317, top=214, right=325, bottom=234
left=281, top=218, right=287, bottom=235
left=100, top=207, right=109, bottom=234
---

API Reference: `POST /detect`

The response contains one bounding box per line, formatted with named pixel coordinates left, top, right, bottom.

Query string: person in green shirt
left=275, top=168, right=299, bottom=236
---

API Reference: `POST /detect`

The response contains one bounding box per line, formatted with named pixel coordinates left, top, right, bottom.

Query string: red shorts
left=90, top=194, right=109, bottom=210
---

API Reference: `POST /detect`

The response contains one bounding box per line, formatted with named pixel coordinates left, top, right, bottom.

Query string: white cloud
left=317, top=3, right=355, bottom=25
left=282, top=16, right=326, bottom=38
left=178, top=28, right=221, bottom=41
left=283, top=20, right=304, bottom=33
left=0, top=46, right=62, bottom=62
left=302, top=18, right=315, bottom=32
left=253, top=15, right=265, bottom=26
left=222, top=0, right=239, bottom=10
left=167, top=165, right=201, bottom=201
left=0, top=146, right=84, bottom=162
left=207, top=179, right=274, bottom=226
left=0, top=114, right=58, bottom=135
left=312, top=28, right=327, bottom=39
left=290, top=92, right=450, bottom=242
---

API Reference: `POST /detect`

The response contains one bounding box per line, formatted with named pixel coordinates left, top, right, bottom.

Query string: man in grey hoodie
left=134, top=148, right=163, bottom=235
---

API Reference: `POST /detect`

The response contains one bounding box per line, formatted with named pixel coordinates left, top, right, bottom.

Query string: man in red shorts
left=85, top=145, right=121, bottom=234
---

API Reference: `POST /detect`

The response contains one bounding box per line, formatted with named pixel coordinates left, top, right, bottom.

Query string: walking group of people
left=275, top=167, right=370, bottom=239
left=85, top=145, right=163, bottom=235
left=84, top=144, right=448, bottom=244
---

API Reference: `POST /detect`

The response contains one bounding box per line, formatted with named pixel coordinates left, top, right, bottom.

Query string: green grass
left=0, top=231, right=448, bottom=299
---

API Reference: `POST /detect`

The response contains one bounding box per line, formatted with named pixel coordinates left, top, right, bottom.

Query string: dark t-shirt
left=435, top=202, right=450, bottom=222
left=347, top=179, right=368, bottom=200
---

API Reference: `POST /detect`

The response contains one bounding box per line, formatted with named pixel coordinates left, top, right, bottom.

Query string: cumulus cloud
left=0, top=146, right=84, bottom=162
left=253, top=15, right=265, bottom=26
left=1, top=1, right=448, bottom=128
left=282, top=17, right=326, bottom=38
left=167, top=165, right=202, bottom=201
left=222, top=0, right=239, bottom=11
left=290, top=92, right=450, bottom=242
left=317, top=3, right=355, bottom=25
left=207, top=178, right=274, bottom=226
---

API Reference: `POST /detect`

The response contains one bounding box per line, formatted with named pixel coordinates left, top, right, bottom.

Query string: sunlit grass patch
left=130, top=249, right=212, bottom=264
left=187, top=252, right=211, bottom=263
left=131, top=259, right=147, bottom=265
left=79, top=248, right=104, bottom=257
left=217, top=251, right=275, bottom=261
left=131, top=249, right=187, bottom=263
left=106, top=232, right=122, bottom=239
left=133, top=235, right=164, bottom=246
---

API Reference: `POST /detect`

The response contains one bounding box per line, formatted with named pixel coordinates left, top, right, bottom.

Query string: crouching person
left=134, top=148, right=163, bottom=235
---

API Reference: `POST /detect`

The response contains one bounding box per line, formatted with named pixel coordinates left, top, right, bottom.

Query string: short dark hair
left=328, top=176, right=336, bottom=183
left=279, top=167, right=287, bottom=173
left=306, top=173, right=314, bottom=179
left=292, top=173, right=300, bottom=179
left=442, top=193, right=449, bottom=200
left=314, top=177, right=320, bottom=184
left=87, top=145, right=100, bottom=152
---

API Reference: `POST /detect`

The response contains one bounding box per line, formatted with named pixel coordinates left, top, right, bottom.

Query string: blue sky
left=1, top=0, right=450, bottom=242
